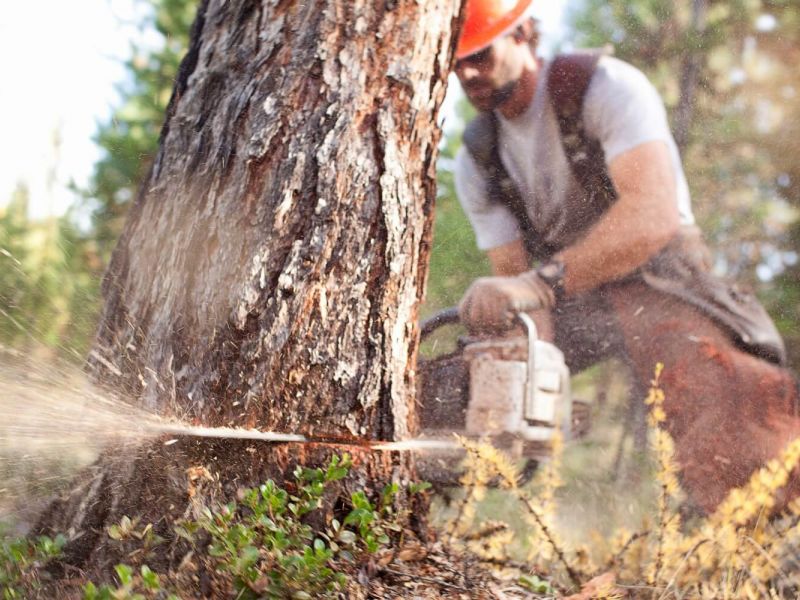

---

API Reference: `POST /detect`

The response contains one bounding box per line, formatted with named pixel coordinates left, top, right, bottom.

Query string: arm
left=454, top=146, right=554, bottom=335
left=556, top=140, right=680, bottom=296
left=487, top=239, right=529, bottom=276
left=459, top=140, right=679, bottom=336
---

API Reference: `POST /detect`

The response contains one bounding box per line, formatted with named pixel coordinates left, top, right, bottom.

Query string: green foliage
left=0, top=184, right=101, bottom=358
left=196, top=453, right=399, bottom=598
left=0, top=0, right=195, bottom=358
left=518, top=573, right=555, bottom=594
left=408, top=480, right=432, bottom=495
left=749, top=1, right=800, bottom=365
left=82, top=564, right=178, bottom=600
left=424, top=97, right=489, bottom=321
left=0, top=531, right=65, bottom=599
left=421, top=98, right=489, bottom=355
left=82, top=0, right=195, bottom=262
left=79, top=455, right=428, bottom=599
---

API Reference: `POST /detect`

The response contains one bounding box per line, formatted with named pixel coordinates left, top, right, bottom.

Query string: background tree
left=751, top=1, right=800, bottom=362
left=0, top=184, right=34, bottom=346
left=1, top=1, right=196, bottom=359
left=83, top=0, right=197, bottom=262
left=0, top=183, right=101, bottom=357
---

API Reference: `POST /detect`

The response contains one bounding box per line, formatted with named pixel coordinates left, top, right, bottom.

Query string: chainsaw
left=415, top=307, right=591, bottom=485
left=148, top=308, right=589, bottom=485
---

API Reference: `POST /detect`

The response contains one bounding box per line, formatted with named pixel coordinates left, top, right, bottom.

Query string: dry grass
left=435, top=364, right=800, bottom=599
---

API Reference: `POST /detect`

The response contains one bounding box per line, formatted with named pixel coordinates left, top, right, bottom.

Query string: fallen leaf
left=563, top=572, right=625, bottom=600
left=397, top=542, right=428, bottom=562
left=376, top=549, right=395, bottom=567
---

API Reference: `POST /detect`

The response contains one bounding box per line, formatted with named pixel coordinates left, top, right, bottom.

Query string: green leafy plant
left=518, top=573, right=555, bottom=595
left=82, top=563, right=178, bottom=600
left=0, top=531, right=65, bottom=599
left=187, top=454, right=409, bottom=599
left=16, top=454, right=430, bottom=599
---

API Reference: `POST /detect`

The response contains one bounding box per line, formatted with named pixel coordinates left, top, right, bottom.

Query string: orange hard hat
left=456, top=0, right=534, bottom=59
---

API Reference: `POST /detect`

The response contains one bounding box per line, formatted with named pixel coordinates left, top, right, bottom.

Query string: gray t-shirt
left=454, top=55, right=694, bottom=251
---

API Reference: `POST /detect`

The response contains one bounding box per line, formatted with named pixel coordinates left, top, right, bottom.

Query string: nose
left=456, top=59, right=487, bottom=89
left=457, top=63, right=481, bottom=82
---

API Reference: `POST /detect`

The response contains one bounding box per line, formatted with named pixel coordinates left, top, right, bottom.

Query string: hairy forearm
left=479, top=142, right=680, bottom=314
left=555, top=141, right=681, bottom=296
left=487, top=240, right=530, bottom=276
left=557, top=190, right=679, bottom=296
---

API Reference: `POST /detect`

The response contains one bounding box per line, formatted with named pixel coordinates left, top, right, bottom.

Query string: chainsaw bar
left=151, top=422, right=463, bottom=452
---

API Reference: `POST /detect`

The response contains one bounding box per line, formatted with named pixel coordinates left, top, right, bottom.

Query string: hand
left=458, top=271, right=556, bottom=334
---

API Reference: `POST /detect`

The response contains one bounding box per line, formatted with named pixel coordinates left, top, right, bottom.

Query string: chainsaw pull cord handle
left=516, top=312, right=539, bottom=422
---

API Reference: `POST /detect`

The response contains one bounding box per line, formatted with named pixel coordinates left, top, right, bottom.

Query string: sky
left=0, top=0, right=158, bottom=219
left=0, top=1, right=567, bottom=220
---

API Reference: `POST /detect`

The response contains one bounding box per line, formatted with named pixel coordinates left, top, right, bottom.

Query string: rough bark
left=38, top=0, right=461, bottom=572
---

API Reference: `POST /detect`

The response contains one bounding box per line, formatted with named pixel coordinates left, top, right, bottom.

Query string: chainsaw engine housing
left=464, top=334, right=571, bottom=442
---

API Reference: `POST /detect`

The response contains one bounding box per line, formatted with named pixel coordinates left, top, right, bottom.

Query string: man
left=451, top=0, right=799, bottom=512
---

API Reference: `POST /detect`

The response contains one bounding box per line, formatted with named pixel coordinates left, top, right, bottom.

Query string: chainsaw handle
left=517, top=312, right=539, bottom=424
left=420, top=307, right=460, bottom=340
left=420, top=306, right=541, bottom=341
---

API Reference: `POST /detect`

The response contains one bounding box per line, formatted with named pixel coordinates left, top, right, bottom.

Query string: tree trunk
left=37, top=0, right=461, bottom=573
left=674, top=0, right=707, bottom=151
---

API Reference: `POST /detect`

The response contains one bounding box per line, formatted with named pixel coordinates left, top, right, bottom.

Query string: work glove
left=458, top=271, right=556, bottom=334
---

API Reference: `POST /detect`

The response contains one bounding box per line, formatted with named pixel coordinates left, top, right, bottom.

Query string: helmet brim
left=456, top=1, right=534, bottom=60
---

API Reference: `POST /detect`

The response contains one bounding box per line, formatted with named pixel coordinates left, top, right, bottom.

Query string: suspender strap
left=547, top=53, right=618, bottom=218
left=463, top=112, right=556, bottom=261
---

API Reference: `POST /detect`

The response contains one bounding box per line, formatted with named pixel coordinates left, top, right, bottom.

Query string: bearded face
left=455, top=34, right=529, bottom=113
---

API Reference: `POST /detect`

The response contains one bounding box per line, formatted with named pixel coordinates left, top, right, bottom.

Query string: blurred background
left=0, top=0, right=798, bottom=536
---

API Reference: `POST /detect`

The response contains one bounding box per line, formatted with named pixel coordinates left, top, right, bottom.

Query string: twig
left=607, top=530, right=647, bottom=570
left=515, top=492, right=581, bottom=588
left=616, top=583, right=664, bottom=592
left=611, top=400, right=634, bottom=482
left=381, top=566, right=469, bottom=592
left=657, top=538, right=709, bottom=600
left=428, top=556, right=466, bottom=580
left=477, top=555, right=534, bottom=572
left=743, top=535, right=792, bottom=586
left=743, top=564, right=773, bottom=599
left=463, top=521, right=509, bottom=542
left=445, top=487, right=473, bottom=544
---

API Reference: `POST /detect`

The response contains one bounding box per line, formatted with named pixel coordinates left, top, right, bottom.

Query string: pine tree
left=83, top=0, right=196, bottom=262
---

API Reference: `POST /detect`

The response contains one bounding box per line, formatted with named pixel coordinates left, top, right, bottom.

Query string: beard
left=466, top=78, right=518, bottom=113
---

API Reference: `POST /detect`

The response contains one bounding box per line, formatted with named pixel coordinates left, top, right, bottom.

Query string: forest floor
left=7, top=356, right=800, bottom=597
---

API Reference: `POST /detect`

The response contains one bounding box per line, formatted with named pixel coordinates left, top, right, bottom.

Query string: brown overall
left=463, top=53, right=799, bottom=512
